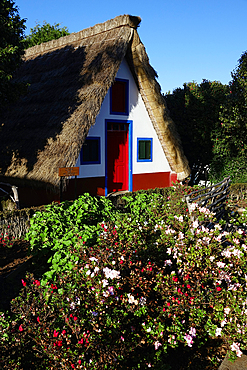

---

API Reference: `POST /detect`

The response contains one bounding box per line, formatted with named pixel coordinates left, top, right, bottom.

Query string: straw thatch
left=0, top=15, right=190, bottom=190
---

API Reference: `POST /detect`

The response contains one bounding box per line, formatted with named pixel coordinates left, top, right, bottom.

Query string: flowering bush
left=0, top=227, right=15, bottom=248
left=1, top=189, right=247, bottom=369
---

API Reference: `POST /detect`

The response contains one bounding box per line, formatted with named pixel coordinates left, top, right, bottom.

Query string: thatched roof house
left=0, top=15, right=190, bottom=206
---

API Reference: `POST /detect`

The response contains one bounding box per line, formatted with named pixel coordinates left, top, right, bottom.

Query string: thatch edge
left=24, top=15, right=141, bottom=59
left=129, top=30, right=190, bottom=181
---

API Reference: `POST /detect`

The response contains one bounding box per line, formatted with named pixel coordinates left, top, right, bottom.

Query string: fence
left=185, top=176, right=231, bottom=223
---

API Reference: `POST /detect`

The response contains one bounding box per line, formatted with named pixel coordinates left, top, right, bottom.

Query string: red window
left=110, top=79, right=128, bottom=115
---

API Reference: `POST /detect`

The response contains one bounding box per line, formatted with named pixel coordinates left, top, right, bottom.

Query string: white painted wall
left=75, top=58, right=171, bottom=178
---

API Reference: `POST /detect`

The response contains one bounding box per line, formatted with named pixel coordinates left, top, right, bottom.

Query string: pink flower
left=19, top=325, right=23, bottom=332
left=53, top=330, right=59, bottom=337
left=154, top=341, right=161, bottom=350
left=21, top=279, right=26, bottom=287
left=37, top=317, right=40, bottom=323
left=216, top=286, right=222, bottom=292
left=74, top=316, right=78, bottom=321
left=184, top=334, right=193, bottom=347
left=189, top=327, right=196, bottom=337
left=231, top=342, right=243, bottom=357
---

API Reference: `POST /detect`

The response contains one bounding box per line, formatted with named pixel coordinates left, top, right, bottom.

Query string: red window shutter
left=111, top=81, right=126, bottom=113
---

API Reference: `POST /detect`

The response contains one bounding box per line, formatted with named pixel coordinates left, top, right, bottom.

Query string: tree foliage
left=24, top=21, right=70, bottom=48
left=211, top=51, right=247, bottom=183
left=165, top=80, right=229, bottom=183
left=0, top=0, right=26, bottom=113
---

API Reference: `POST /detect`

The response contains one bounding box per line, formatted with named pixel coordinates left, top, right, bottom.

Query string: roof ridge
left=24, top=14, right=141, bottom=58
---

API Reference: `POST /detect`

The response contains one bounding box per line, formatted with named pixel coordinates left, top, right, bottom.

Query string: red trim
left=170, top=173, right=178, bottom=185
left=16, top=173, right=178, bottom=208
left=133, top=172, right=171, bottom=192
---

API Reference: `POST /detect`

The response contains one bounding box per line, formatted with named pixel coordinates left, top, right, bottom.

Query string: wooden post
left=75, top=175, right=77, bottom=200
left=58, top=167, right=79, bottom=202
left=60, top=177, right=63, bottom=203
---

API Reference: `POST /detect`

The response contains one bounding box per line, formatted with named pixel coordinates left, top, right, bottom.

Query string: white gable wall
left=75, top=58, right=172, bottom=179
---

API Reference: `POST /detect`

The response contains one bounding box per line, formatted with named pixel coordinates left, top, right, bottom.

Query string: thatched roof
left=0, top=15, right=190, bottom=190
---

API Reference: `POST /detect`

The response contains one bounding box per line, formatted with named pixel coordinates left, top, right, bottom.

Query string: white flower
left=232, top=248, right=242, bottom=258
left=184, top=334, right=193, bottom=347
left=127, top=293, right=138, bottom=305
left=224, top=307, right=230, bottom=315
left=214, top=224, right=222, bottom=230
left=231, top=342, right=243, bottom=357
left=86, top=270, right=91, bottom=276
left=216, top=261, right=225, bottom=268
left=102, top=279, right=109, bottom=287
left=178, top=231, right=184, bottom=239
left=189, top=327, right=196, bottom=337
left=164, top=259, right=172, bottom=266
left=192, top=220, right=199, bottom=228
left=221, top=319, right=227, bottom=327
left=154, top=341, right=162, bottom=350
left=89, top=257, right=98, bottom=263
left=215, top=328, right=222, bottom=336
left=103, top=267, right=120, bottom=279
left=190, top=203, right=198, bottom=211
left=221, top=249, right=231, bottom=258
left=242, top=244, right=247, bottom=251
left=139, top=297, right=146, bottom=306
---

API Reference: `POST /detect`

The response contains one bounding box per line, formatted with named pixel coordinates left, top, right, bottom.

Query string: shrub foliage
left=1, top=189, right=247, bottom=369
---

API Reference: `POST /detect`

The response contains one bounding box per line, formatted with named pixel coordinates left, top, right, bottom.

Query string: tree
left=24, top=22, right=70, bottom=48
left=165, top=80, right=229, bottom=184
left=0, top=0, right=26, bottom=113
left=210, top=51, right=247, bottom=183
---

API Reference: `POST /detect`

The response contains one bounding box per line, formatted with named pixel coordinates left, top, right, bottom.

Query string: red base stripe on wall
left=132, top=172, right=172, bottom=192
left=63, top=177, right=105, bottom=198
left=16, top=173, right=177, bottom=208
left=170, top=173, right=178, bottom=185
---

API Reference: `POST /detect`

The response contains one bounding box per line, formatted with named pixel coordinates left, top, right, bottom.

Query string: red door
left=107, top=122, right=128, bottom=193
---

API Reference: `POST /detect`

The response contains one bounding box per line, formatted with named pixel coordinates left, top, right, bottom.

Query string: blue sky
left=15, top=0, right=247, bottom=94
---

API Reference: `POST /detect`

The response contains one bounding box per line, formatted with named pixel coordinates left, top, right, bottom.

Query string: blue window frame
left=80, top=137, right=100, bottom=165
left=110, top=78, right=129, bottom=115
left=137, top=138, right=153, bottom=162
